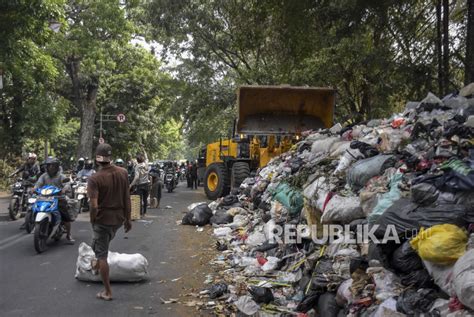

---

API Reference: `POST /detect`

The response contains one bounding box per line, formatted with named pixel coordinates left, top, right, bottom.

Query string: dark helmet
left=45, top=156, right=60, bottom=166
left=84, top=159, right=93, bottom=169
left=45, top=157, right=60, bottom=177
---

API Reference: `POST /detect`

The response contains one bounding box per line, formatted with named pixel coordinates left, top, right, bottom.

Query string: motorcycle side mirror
left=62, top=178, right=71, bottom=183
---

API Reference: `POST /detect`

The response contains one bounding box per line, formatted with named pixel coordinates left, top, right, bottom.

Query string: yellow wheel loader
left=202, top=85, right=336, bottom=200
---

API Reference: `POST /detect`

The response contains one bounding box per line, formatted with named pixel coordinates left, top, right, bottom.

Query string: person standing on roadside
left=130, top=148, right=150, bottom=216
left=191, top=161, right=198, bottom=190
left=87, top=143, right=131, bottom=301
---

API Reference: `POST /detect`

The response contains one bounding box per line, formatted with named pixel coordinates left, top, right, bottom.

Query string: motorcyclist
left=34, top=157, right=75, bottom=244
left=75, top=157, right=85, bottom=174
left=77, top=159, right=95, bottom=179
left=12, top=153, right=40, bottom=229
left=114, top=158, right=125, bottom=168
left=10, top=152, right=41, bottom=183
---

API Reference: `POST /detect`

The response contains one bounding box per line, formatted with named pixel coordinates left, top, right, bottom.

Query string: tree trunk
left=466, top=0, right=474, bottom=85
left=442, top=0, right=450, bottom=95
left=77, top=79, right=98, bottom=159
left=436, top=0, right=443, bottom=95
left=64, top=56, right=99, bottom=159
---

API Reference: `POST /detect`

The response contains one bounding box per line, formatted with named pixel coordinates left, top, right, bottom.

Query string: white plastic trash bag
left=311, top=137, right=339, bottom=155
left=453, top=249, right=474, bottom=310
left=75, top=242, right=148, bottom=282
left=321, top=195, right=364, bottom=224
left=261, top=256, right=280, bottom=272
left=234, top=295, right=259, bottom=315
left=423, top=260, right=454, bottom=296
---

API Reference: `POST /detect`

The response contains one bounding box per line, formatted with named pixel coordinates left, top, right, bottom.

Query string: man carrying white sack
left=87, top=143, right=132, bottom=301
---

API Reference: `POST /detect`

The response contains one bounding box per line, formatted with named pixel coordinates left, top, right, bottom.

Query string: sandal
left=96, top=291, right=112, bottom=301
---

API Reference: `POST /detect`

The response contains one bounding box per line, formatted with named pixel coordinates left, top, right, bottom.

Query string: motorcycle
left=72, top=176, right=89, bottom=213
left=8, top=178, right=34, bottom=220
left=32, top=184, right=68, bottom=253
left=179, top=167, right=187, bottom=182
left=24, top=195, right=37, bottom=234
left=164, top=170, right=177, bottom=193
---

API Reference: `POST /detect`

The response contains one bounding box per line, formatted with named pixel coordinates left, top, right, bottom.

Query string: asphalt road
left=0, top=184, right=216, bottom=317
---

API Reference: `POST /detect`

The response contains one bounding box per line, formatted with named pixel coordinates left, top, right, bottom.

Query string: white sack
left=75, top=242, right=148, bottom=282
left=311, top=137, right=339, bottom=155
left=423, top=260, right=454, bottom=296
left=453, top=249, right=474, bottom=310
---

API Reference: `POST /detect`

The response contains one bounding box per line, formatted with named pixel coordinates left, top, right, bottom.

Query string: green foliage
left=0, top=1, right=64, bottom=156
left=147, top=0, right=469, bottom=139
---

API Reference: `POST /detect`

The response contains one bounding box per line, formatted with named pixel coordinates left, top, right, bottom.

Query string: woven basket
left=130, top=195, right=141, bottom=220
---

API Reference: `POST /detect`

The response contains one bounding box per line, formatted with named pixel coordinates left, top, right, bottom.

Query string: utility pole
left=97, top=111, right=126, bottom=143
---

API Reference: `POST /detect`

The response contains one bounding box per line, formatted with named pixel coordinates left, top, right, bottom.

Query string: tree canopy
left=0, top=0, right=472, bottom=167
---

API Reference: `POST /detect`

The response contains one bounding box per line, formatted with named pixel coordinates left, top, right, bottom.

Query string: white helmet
left=28, top=153, right=37, bottom=160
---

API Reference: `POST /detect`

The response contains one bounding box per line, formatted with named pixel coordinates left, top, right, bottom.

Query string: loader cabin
left=203, top=85, right=336, bottom=200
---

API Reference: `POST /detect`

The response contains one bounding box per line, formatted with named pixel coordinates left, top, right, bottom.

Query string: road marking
left=0, top=234, right=29, bottom=251
left=0, top=232, right=25, bottom=246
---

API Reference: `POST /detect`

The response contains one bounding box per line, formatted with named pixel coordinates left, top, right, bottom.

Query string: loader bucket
left=237, top=85, right=335, bottom=134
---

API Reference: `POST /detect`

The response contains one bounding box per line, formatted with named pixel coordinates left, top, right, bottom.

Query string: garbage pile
left=182, top=85, right=474, bottom=316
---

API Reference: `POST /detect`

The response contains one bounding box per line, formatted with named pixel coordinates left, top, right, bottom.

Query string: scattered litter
left=160, top=298, right=178, bottom=304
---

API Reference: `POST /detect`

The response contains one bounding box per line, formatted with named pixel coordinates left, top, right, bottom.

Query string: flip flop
left=96, top=291, right=112, bottom=301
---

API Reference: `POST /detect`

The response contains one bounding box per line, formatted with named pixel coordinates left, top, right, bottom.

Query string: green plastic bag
left=272, top=183, right=304, bottom=216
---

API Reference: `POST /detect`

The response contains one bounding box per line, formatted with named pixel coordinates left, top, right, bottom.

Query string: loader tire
left=231, top=162, right=250, bottom=189
left=204, top=163, right=230, bottom=200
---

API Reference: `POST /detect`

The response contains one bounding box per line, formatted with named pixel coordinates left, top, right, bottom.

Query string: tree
left=0, top=0, right=64, bottom=157
left=466, top=0, right=474, bottom=84
left=50, top=0, right=136, bottom=158
left=443, top=0, right=450, bottom=94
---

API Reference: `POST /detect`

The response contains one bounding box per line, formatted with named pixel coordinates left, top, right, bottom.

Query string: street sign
left=98, top=137, right=105, bottom=144
left=116, top=113, right=126, bottom=123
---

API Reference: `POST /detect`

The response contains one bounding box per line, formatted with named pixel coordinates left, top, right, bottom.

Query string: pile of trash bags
left=184, top=86, right=474, bottom=316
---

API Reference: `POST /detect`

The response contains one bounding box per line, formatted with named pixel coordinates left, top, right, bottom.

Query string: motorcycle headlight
left=41, top=188, right=53, bottom=196
left=28, top=198, right=37, bottom=204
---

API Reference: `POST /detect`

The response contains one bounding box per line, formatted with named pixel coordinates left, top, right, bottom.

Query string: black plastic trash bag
left=411, top=183, right=439, bottom=206
left=400, top=269, right=435, bottom=289
left=374, top=198, right=472, bottom=238
left=316, top=293, right=340, bottom=317
left=412, top=159, right=474, bottom=193
left=390, top=241, right=423, bottom=273
left=296, top=293, right=319, bottom=313
left=368, top=242, right=392, bottom=268
left=350, top=140, right=379, bottom=158
left=220, top=195, right=238, bottom=206
left=208, top=283, right=227, bottom=299
left=310, top=257, right=345, bottom=292
left=210, top=210, right=233, bottom=224
left=396, top=288, right=438, bottom=314
left=182, top=204, right=213, bottom=226
left=249, top=286, right=274, bottom=304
